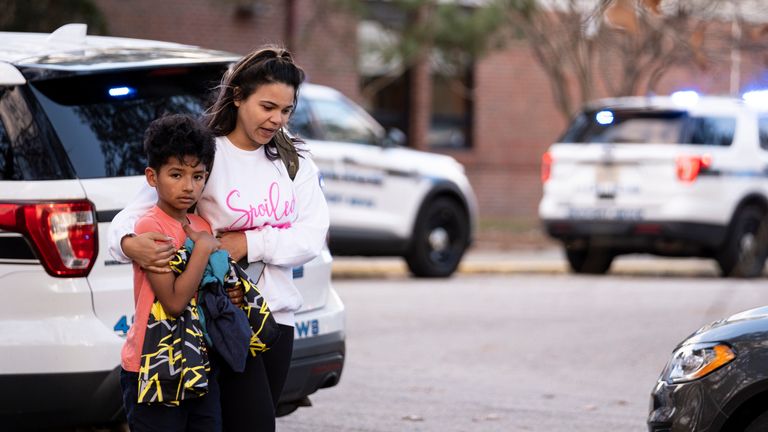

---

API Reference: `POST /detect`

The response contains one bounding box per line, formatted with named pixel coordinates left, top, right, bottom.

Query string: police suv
left=290, top=85, right=478, bottom=278
left=539, top=91, right=768, bottom=277
left=0, top=25, right=344, bottom=429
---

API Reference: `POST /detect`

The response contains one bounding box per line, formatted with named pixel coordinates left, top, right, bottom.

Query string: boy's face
left=146, top=156, right=207, bottom=215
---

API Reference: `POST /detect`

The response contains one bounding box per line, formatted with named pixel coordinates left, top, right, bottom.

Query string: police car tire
left=405, top=197, right=469, bottom=278
left=565, top=245, right=614, bottom=274
left=717, top=205, right=768, bottom=278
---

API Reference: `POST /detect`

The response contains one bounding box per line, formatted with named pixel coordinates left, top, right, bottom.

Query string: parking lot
left=278, top=253, right=768, bottom=431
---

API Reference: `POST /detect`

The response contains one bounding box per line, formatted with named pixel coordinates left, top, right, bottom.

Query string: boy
left=119, top=114, right=220, bottom=432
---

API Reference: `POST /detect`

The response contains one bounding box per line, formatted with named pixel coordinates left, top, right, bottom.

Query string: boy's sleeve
left=107, top=183, right=158, bottom=262
left=134, top=216, right=164, bottom=237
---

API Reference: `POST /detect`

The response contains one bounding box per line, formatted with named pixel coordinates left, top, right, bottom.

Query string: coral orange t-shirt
left=120, top=205, right=211, bottom=372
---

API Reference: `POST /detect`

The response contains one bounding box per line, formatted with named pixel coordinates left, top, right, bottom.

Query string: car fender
left=717, top=377, right=768, bottom=430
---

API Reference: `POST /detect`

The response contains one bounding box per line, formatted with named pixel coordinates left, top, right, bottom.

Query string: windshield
left=29, top=64, right=227, bottom=179
left=561, top=109, right=736, bottom=147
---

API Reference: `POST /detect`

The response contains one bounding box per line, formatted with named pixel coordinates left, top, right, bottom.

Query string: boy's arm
left=141, top=222, right=220, bottom=318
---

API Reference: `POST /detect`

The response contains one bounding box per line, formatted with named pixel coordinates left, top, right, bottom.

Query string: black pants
left=120, top=368, right=222, bottom=432
left=216, top=324, right=294, bottom=432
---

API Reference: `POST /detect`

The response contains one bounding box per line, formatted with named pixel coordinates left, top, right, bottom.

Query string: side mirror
left=383, top=127, right=406, bottom=148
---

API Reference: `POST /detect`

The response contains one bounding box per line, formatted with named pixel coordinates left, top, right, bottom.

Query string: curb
left=330, top=253, right=723, bottom=278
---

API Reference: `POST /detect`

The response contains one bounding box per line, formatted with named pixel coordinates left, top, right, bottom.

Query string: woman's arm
left=146, top=225, right=220, bottom=317
left=220, top=157, right=329, bottom=268
left=107, top=182, right=175, bottom=272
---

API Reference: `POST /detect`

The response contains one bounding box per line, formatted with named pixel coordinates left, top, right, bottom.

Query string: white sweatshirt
left=108, top=136, right=330, bottom=326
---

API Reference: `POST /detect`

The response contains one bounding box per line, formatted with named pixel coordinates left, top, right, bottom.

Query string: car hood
left=684, top=306, right=768, bottom=345
left=386, top=146, right=465, bottom=176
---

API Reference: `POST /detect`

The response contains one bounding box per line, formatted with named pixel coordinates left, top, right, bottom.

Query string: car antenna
left=46, top=23, right=87, bottom=44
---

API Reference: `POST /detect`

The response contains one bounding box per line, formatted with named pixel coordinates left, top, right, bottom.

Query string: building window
left=429, top=55, right=473, bottom=150
left=358, top=17, right=474, bottom=150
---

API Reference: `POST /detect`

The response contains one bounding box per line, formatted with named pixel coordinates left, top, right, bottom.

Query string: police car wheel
left=717, top=205, right=768, bottom=278
left=564, top=244, right=614, bottom=274
left=406, top=197, right=469, bottom=278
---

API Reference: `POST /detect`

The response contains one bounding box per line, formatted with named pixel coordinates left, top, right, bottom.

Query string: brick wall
left=441, top=41, right=569, bottom=219
left=93, top=0, right=358, bottom=99
left=440, top=39, right=768, bottom=219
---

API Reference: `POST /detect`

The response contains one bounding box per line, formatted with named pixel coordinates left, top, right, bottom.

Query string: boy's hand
left=183, top=224, right=221, bottom=254
left=217, top=231, right=247, bottom=262
left=122, top=232, right=174, bottom=273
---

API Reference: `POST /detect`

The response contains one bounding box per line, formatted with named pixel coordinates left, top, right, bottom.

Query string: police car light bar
left=108, top=86, right=136, bottom=97
left=743, top=90, right=768, bottom=109
left=670, top=90, right=700, bottom=107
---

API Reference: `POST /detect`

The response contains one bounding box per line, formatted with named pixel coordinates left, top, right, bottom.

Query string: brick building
left=93, top=0, right=768, bottom=221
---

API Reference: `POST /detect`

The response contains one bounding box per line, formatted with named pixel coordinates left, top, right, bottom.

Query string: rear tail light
left=676, top=154, right=712, bottom=183
left=0, top=200, right=97, bottom=277
left=541, top=151, right=553, bottom=183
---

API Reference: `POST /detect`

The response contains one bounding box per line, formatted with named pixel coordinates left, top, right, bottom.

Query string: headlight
left=665, top=342, right=735, bottom=384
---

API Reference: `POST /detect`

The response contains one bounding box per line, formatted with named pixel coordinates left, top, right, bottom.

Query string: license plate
left=568, top=207, right=643, bottom=220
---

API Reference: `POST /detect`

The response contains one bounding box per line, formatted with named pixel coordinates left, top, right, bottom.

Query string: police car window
left=288, top=99, right=316, bottom=140
left=759, top=116, right=768, bottom=150
left=307, top=97, right=380, bottom=145
left=29, top=65, right=226, bottom=179
left=561, top=111, right=687, bottom=144
left=0, top=114, right=16, bottom=180
left=686, top=117, right=735, bottom=146
left=0, top=87, right=72, bottom=180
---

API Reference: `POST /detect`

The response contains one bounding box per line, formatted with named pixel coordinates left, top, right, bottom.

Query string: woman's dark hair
left=205, top=45, right=306, bottom=161
left=144, top=114, right=215, bottom=171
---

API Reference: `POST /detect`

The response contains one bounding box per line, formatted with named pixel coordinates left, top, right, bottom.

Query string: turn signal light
left=676, top=155, right=712, bottom=183
left=0, top=200, right=97, bottom=277
left=541, top=151, right=553, bottom=183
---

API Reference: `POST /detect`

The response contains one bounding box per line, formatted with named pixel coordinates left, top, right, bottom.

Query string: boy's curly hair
left=144, top=114, right=215, bottom=171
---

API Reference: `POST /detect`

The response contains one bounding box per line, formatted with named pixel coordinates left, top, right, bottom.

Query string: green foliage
left=336, top=0, right=533, bottom=70
left=0, top=0, right=107, bottom=34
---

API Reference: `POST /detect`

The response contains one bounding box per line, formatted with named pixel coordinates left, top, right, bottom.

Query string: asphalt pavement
left=331, top=247, right=726, bottom=278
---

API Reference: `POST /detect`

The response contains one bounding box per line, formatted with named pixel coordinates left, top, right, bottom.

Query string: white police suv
left=539, top=91, right=768, bottom=277
left=0, top=25, right=344, bottom=429
left=290, top=84, right=478, bottom=278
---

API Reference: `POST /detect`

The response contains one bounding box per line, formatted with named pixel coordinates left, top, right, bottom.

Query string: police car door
left=298, top=90, right=402, bottom=238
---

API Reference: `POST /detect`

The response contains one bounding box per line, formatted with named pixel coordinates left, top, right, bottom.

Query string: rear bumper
left=0, top=367, right=124, bottom=430
left=280, top=330, right=346, bottom=404
left=281, top=285, right=346, bottom=404
left=543, top=220, right=727, bottom=256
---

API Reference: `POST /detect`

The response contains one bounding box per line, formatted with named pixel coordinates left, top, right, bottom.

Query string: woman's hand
left=226, top=285, right=245, bottom=308
left=122, top=232, right=176, bottom=273
left=217, top=231, right=247, bottom=262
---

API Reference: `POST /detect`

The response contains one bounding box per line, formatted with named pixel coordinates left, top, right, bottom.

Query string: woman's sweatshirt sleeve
left=107, top=183, right=158, bottom=262
left=244, top=157, right=330, bottom=268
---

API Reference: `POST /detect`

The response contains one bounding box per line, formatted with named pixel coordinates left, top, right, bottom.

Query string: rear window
left=29, top=64, right=227, bottom=179
left=561, top=110, right=736, bottom=147
left=0, top=86, right=73, bottom=180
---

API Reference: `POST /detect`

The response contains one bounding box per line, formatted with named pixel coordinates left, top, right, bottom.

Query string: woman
left=108, top=46, right=329, bottom=431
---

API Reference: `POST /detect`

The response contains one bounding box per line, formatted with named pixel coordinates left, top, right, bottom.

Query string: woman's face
left=230, top=82, right=295, bottom=150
